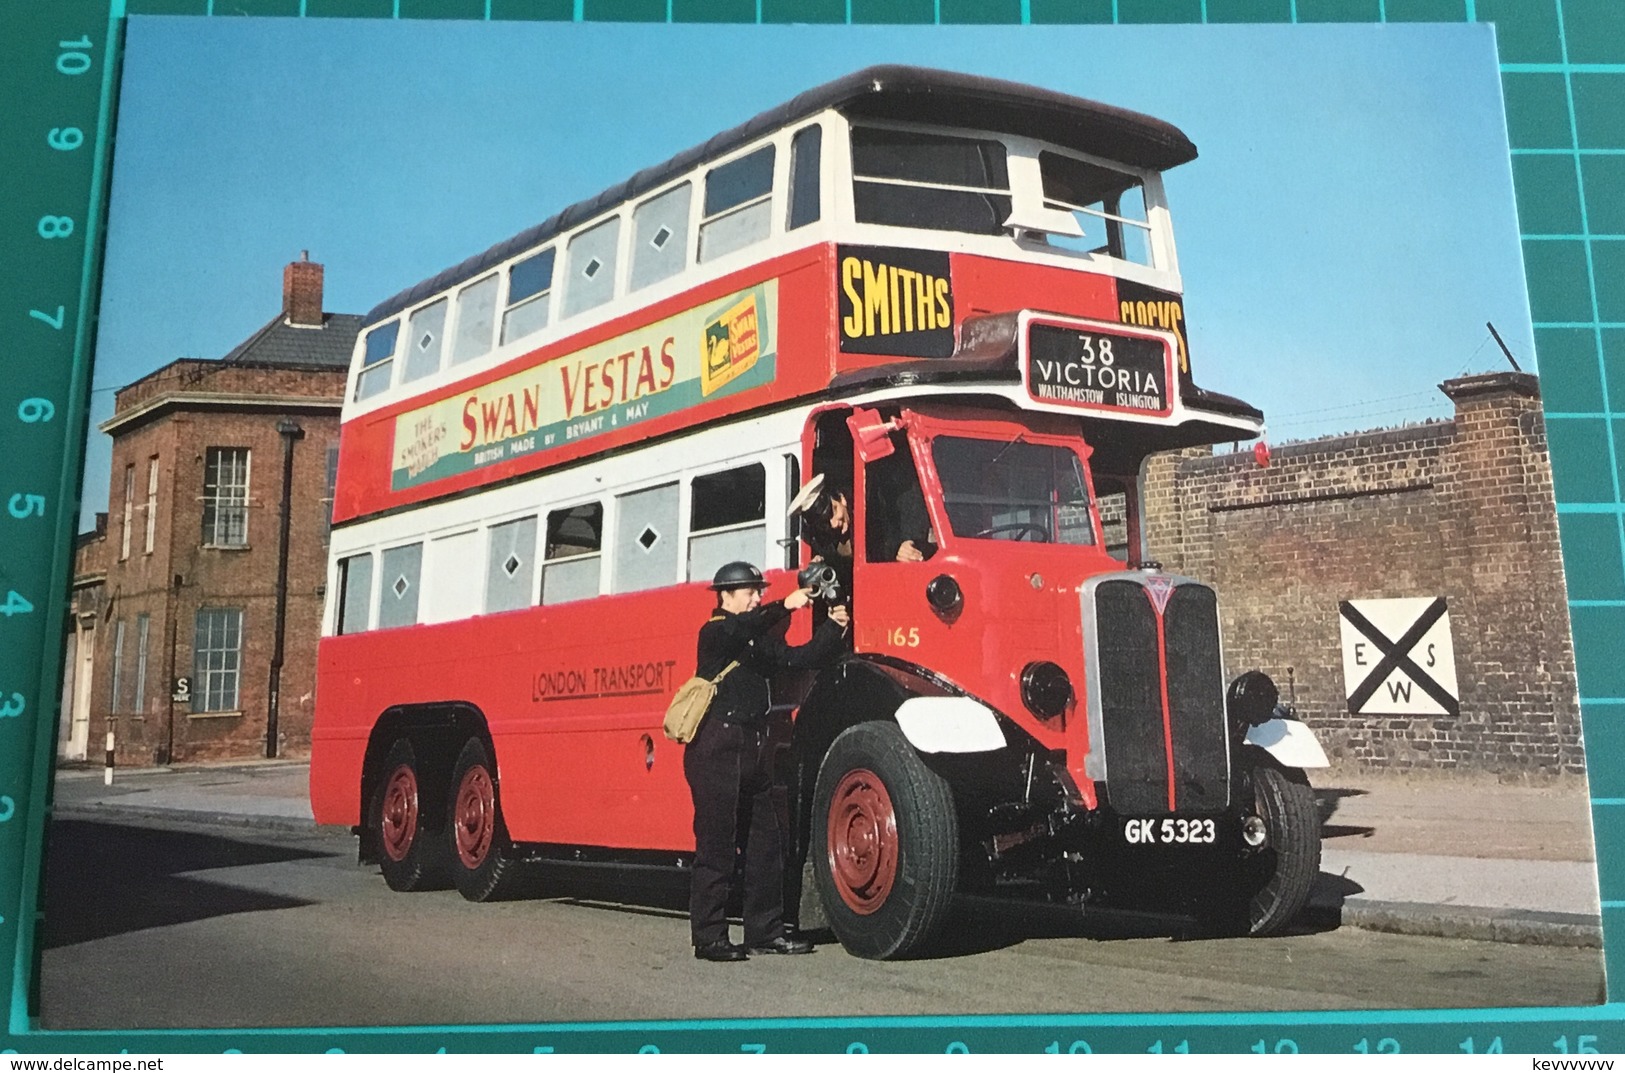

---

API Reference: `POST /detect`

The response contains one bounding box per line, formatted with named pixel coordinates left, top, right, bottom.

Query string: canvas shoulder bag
left=662, top=660, right=740, bottom=743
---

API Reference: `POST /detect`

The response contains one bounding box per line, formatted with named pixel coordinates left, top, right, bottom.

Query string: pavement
left=48, top=758, right=1603, bottom=948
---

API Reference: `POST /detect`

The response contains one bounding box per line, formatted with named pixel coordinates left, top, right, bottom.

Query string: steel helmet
left=710, top=561, right=767, bottom=591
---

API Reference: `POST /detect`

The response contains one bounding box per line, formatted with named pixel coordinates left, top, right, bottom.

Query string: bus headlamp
left=1226, top=670, right=1279, bottom=731
left=1021, top=661, right=1072, bottom=720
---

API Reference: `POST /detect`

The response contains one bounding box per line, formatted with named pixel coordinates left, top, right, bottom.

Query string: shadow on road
left=1317, top=787, right=1377, bottom=841
left=41, top=819, right=331, bottom=948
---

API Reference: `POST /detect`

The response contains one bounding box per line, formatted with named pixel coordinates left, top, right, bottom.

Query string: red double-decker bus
left=310, top=66, right=1328, bottom=959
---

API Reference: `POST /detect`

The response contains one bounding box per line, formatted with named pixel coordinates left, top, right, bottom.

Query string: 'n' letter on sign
left=1338, top=598, right=1460, bottom=717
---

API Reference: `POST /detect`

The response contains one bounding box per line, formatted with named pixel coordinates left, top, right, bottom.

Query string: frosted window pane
left=451, top=275, right=499, bottom=365
left=402, top=300, right=448, bottom=383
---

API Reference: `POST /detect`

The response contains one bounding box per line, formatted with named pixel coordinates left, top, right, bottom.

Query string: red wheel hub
left=379, top=764, right=419, bottom=863
left=454, top=764, right=496, bottom=869
left=826, top=767, right=897, bottom=915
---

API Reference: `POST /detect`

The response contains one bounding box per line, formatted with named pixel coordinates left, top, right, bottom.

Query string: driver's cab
left=800, top=400, right=1146, bottom=731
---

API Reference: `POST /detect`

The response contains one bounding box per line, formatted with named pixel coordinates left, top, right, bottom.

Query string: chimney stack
left=283, top=251, right=324, bottom=327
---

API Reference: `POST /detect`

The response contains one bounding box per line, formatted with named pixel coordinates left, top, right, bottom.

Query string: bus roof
left=362, top=65, right=1198, bottom=328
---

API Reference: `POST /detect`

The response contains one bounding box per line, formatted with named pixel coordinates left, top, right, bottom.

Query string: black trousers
left=683, top=715, right=787, bottom=947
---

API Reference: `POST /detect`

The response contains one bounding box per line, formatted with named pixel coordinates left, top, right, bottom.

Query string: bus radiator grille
left=1094, top=580, right=1169, bottom=815
left=1162, top=583, right=1229, bottom=812
left=1091, top=578, right=1229, bottom=815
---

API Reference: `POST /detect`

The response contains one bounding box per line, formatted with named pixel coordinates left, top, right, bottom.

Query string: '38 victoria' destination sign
left=1023, top=317, right=1173, bottom=417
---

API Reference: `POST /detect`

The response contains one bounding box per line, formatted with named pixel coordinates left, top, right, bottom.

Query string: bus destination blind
left=1025, top=321, right=1172, bottom=417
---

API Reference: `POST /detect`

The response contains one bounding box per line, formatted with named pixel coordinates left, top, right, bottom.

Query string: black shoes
left=748, top=935, right=814, bottom=955
left=693, top=936, right=814, bottom=960
left=694, top=939, right=749, bottom=962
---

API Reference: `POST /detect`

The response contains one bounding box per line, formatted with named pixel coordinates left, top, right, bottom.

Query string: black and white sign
left=1338, top=597, right=1459, bottom=716
left=1025, top=321, right=1170, bottom=415
left=171, top=676, right=192, bottom=704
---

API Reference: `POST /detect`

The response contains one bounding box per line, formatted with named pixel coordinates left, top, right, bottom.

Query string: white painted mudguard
left=893, top=696, right=1007, bottom=754
left=1243, top=717, right=1330, bottom=770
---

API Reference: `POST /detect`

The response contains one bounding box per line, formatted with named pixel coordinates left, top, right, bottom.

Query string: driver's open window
left=864, top=432, right=935, bottom=563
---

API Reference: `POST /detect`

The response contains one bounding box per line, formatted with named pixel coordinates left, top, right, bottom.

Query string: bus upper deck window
left=631, top=183, right=692, bottom=292
left=699, top=145, right=775, bottom=263
left=1038, top=151, right=1154, bottom=266
left=563, top=218, right=621, bottom=318
left=450, top=274, right=499, bottom=366
left=502, top=248, right=555, bottom=345
left=851, top=127, right=1010, bottom=236
left=401, top=298, right=449, bottom=384
left=787, top=125, right=821, bottom=231
left=355, top=321, right=398, bottom=401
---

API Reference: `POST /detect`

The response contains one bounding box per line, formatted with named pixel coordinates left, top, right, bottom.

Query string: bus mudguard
left=893, top=696, right=1006, bottom=754
left=1242, top=716, right=1330, bottom=770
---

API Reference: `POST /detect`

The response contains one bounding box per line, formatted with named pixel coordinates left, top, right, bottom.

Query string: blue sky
left=82, top=17, right=1531, bottom=530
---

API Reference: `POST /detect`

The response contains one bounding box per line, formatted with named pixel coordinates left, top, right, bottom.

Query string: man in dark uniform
left=686, top=561, right=850, bottom=962
left=788, top=467, right=935, bottom=569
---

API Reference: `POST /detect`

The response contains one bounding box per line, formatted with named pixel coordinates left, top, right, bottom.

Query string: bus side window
left=355, top=321, right=398, bottom=401
left=783, top=453, right=800, bottom=570
left=864, top=434, right=933, bottom=563
left=688, top=463, right=766, bottom=583
left=400, top=299, right=449, bottom=384
left=377, top=542, right=423, bottom=629
left=542, top=503, right=603, bottom=605
left=450, top=273, right=500, bottom=366
left=424, top=530, right=481, bottom=624
left=336, top=552, right=373, bottom=634
left=502, top=248, right=555, bottom=345
left=486, top=515, right=538, bottom=613
left=563, top=217, right=621, bottom=319
left=613, top=483, right=679, bottom=593
left=787, top=125, right=821, bottom=231
left=699, top=145, right=775, bottom=263
left=631, top=183, right=692, bottom=292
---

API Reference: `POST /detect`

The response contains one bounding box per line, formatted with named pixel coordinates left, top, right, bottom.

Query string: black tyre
left=811, top=721, right=958, bottom=960
left=370, top=738, right=449, bottom=892
left=446, top=737, right=524, bottom=902
left=1215, top=762, right=1321, bottom=936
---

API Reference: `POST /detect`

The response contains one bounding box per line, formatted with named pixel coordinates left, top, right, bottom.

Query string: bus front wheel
left=447, top=737, right=523, bottom=902
left=370, top=738, right=449, bottom=892
left=1208, top=762, right=1321, bottom=936
left=811, top=721, right=958, bottom=960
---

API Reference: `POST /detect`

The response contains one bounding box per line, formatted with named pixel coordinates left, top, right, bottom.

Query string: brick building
left=67, top=256, right=360, bottom=765
left=1143, top=371, right=1582, bottom=775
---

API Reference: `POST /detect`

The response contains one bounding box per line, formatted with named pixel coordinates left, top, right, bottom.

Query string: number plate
left=1122, top=817, right=1217, bottom=845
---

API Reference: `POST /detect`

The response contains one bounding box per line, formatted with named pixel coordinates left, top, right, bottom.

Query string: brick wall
left=1143, top=372, right=1583, bottom=774
left=93, top=371, right=343, bottom=765
left=114, top=360, right=338, bottom=414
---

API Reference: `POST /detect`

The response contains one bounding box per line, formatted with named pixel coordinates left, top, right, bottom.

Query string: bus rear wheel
left=447, top=737, right=523, bottom=902
left=811, top=721, right=958, bottom=960
left=371, top=738, right=449, bottom=892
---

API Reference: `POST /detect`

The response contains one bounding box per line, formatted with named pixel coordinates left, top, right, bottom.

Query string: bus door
left=848, top=408, right=957, bottom=665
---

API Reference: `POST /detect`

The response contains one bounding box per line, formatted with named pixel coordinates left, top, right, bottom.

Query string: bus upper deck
left=330, top=65, right=1261, bottom=528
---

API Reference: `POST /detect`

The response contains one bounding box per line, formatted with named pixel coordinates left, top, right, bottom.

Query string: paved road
left=35, top=815, right=1605, bottom=1030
